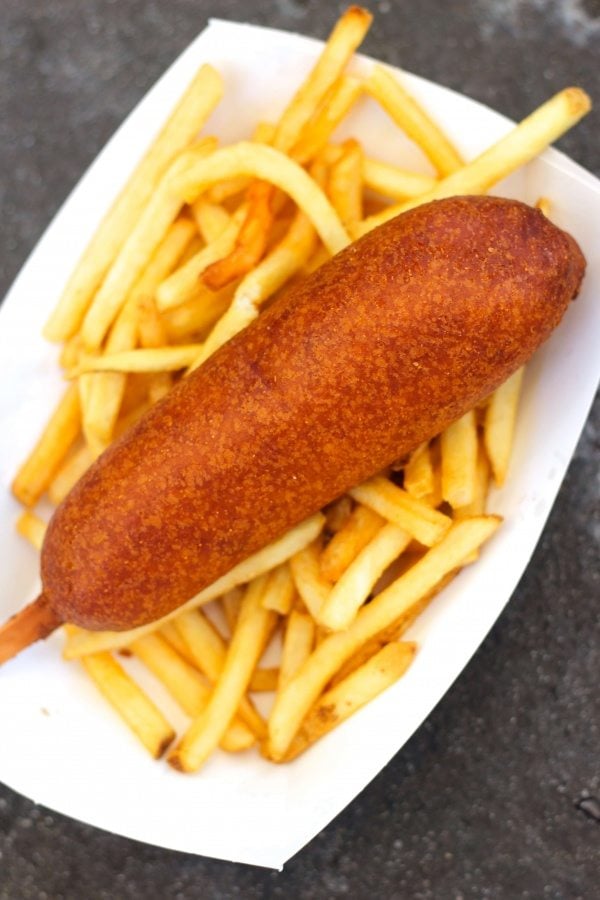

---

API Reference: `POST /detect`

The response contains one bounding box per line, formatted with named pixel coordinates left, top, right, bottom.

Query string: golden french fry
left=282, top=641, right=417, bottom=760
left=324, top=495, right=353, bottom=534
left=80, top=139, right=217, bottom=351
left=272, top=6, right=372, bottom=153
left=441, top=410, right=479, bottom=509
left=484, top=367, right=525, bottom=486
left=63, top=511, right=326, bottom=660
left=168, top=575, right=273, bottom=772
left=279, top=611, right=316, bottom=690
left=536, top=196, right=552, bottom=218
left=43, top=64, right=223, bottom=343
left=290, top=540, right=332, bottom=619
left=159, top=621, right=199, bottom=666
left=366, top=65, right=463, bottom=176
left=362, top=157, right=437, bottom=200
left=59, top=334, right=83, bottom=371
left=349, top=476, right=452, bottom=546
left=356, top=87, right=591, bottom=235
left=12, top=384, right=81, bottom=507
left=221, top=588, right=243, bottom=635
left=249, top=668, right=279, bottom=692
left=161, top=286, right=234, bottom=342
left=404, top=441, right=434, bottom=499
left=16, top=511, right=47, bottom=551
left=454, top=447, right=490, bottom=520
left=73, top=345, right=203, bottom=376
left=47, top=443, right=94, bottom=505
left=80, top=652, right=175, bottom=758
left=318, top=523, right=411, bottom=631
left=328, top=139, right=363, bottom=228
left=260, top=563, right=295, bottom=615
left=191, top=200, right=232, bottom=242
left=130, top=633, right=255, bottom=752
left=170, top=143, right=350, bottom=256
left=320, top=504, right=385, bottom=582
left=293, top=75, right=363, bottom=164
left=267, top=516, right=500, bottom=759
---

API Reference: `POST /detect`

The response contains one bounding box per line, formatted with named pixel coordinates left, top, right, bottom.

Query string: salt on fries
left=11, top=6, right=590, bottom=769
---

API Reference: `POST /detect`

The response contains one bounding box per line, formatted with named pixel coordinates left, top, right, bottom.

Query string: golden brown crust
left=41, top=196, right=585, bottom=630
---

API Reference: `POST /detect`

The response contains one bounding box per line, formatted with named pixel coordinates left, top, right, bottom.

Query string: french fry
left=290, top=540, right=332, bottom=620
left=47, top=444, right=94, bottom=505
left=293, top=75, right=363, bottom=164
left=324, top=495, right=354, bottom=534
left=349, top=476, right=452, bottom=546
left=73, top=345, right=203, bottom=376
left=191, top=200, right=232, bottom=242
left=440, top=410, right=478, bottom=509
left=366, top=65, right=463, bottom=176
left=16, top=511, right=47, bottom=551
left=161, top=286, right=233, bottom=342
left=59, top=334, right=83, bottom=370
left=454, top=447, right=490, bottom=520
left=484, top=367, right=525, bottom=486
left=159, top=621, right=199, bottom=666
left=170, top=143, right=350, bottom=255
left=279, top=611, right=316, bottom=690
left=362, top=157, right=437, bottom=200
left=318, top=523, right=411, bottom=631
left=260, top=563, right=295, bottom=615
left=12, top=384, right=81, bottom=507
left=221, top=588, right=243, bottom=635
left=320, top=504, right=385, bottom=582
left=272, top=6, right=372, bottom=153
left=43, top=64, right=223, bottom=342
left=80, top=139, right=218, bottom=350
left=282, top=642, right=417, bottom=760
left=356, top=87, right=591, bottom=235
left=267, top=516, right=500, bottom=759
left=328, top=139, right=363, bottom=228
left=404, top=441, right=434, bottom=499
left=168, top=575, right=273, bottom=771
left=80, top=652, right=175, bottom=758
left=130, top=633, right=255, bottom=752
left=250, top=668, right=279, bottom=692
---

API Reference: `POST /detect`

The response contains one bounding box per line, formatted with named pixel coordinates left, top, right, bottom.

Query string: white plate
left=0, top=20, right=599, bottom=869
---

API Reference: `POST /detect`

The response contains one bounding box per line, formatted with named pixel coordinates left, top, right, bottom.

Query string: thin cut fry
left=404, top=441, right=434, bottom=499
left=283, top=642, right=417, bottom=760
left=221, top=588, right=243, bottom=635
left=356, top=87, right=591, bottom=235
left=484, top=367, right=525, bottom=486
left=279, top=611, right=315, bottom=690
left=81, top=139, right=217, bottom=350
left=324, top=496, right=353, bottom=534
left=73, top=345, right=203, bottom=376
left=168, top=575, right=272, bottom=771
left=63, top=513, right=325, bottom=658
left=441, top=410, right=479, bottom=509
left=362, top=157, right=437, bottom=200
left=320, top=504, right=385, bottom=582
left=349, top=476, right=452, bottom=546
left=16, top=511, right=47, bottom=551
left=47, top=444, right=94, bottom=504
left=328, top=139, right=364, bottom=228
left=260, top=563, right=295, bottom=615
left=43, top=64, right=223, bottom=342
left=249, top=668, right=279, bottom=692
left=267, top=516, right=501, bottom=759
left=366, top=65, right=463, bottom=176
left=318, top=524, right=411, bottom=631
left=290, top=540, right=332, bottom=619
left=161, top=286, right=233, bottom=341
left=159, top=621, right=198, bottom=666
left=12, top=384, right=80, bottom=507
left=293, top=75, right=363, bottom=164
left=191, top=200, right=231, bottom=242
left=80, top=652, right=175, bottom=758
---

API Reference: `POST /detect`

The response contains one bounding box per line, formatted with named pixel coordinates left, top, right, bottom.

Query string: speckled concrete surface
left=1, top=1, right=599, bottom=897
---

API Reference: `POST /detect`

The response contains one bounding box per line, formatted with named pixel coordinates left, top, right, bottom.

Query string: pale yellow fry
left=249, top=668, right=279, bottom=692
left=356, top=86, right=591, bottom=235
left=159, top=621, right=198, bottom=666
left=47, top=443, right=94, bottom=505
left=290, top=540, right=332, bottom=620
left=74, top=345, right=203, bottom=375
left=80, top=652, right=175, bottom=758
left=293, top=75, right=363, bottom=164
left=168, top=575, right=272, bottom=772
left=404, top=441, right=434, bottom=500
left=162, top=286, right=234, bottom=342
left=63, top=512, right=325, bottom=658
left=268, top=516, right=501, bottom=758
left=59, top=334, right=83, bottom=370
left=273, top=7, right=372, bottom=153
left=191, top=200, right=232, bottom=243
left=156, top=206, right=247, bottom=310
left=44, top=64, right=223, bottom=342
left=349, top=476, right=452, bottom=546
left=366, top=65, right=463, bottom=176
left=171, top=143, right=350, bottom=255
left=188, top=210, right=317, bottom=370
left=441, top=410, right=479, bottom=509
left=484, top=367, right=525, bottom=486
left=283, top=641, right=417, bottom=760
left=260, top=563, right=295, bottom=615
left=12, top=384, right=80, bottom=507
left=328, top=140, right=363, bottom=228
left=15, top=511, right=47, bottom=551
left=319, top=524, right=411, bottom=631
left=453, top=450, right=490, bottom=563
left=81, top=139, right=217, bottom=350
left=279, top=611, right=315, bottom=690
left=536, top=196, right=552, bottom=218
left=221, top=588, right=243, bottom=635
left=130, top=633, right=254, bottom=752
left=363, top=157, right=437, bottom=200
left=206, top=124, right=276, bottom=202
left=320, top=504, right=385, bottom=582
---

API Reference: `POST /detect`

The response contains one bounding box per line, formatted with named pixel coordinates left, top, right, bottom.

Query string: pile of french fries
left=11, top=7, right=590, bottom=771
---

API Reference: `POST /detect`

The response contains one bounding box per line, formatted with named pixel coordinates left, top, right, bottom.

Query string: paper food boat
left=0, top=20, right=598, bottom=869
